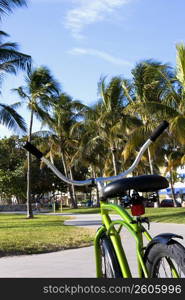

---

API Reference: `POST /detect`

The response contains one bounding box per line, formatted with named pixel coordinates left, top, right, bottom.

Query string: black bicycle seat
left=102, top=175, right=169, bottom=199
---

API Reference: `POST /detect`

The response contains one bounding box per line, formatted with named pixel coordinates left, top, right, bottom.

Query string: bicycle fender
left=144, top=233, right=183, bottom=263
left=144, top=233, right=183, bottom=255
left=151, top=233, right=183, bottom=245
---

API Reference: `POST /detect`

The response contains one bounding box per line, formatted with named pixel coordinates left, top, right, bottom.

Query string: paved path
left=1, top=213, right=185, bottom=278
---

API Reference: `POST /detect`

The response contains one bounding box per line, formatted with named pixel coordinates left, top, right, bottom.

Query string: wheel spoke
left=156, top=257, right=184, bottom=278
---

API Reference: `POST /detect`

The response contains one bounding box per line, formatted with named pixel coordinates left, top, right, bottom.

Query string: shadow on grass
left=0, top=243, right=94, bottom=258
left=0, top=220, right=67, bottom=229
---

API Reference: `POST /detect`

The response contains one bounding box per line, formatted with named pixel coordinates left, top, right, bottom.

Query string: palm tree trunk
left=147, top=147, right=154, bottom=174
left=92, top=169, right=100, bottom=207
left=61, top=152, right=77, bottom=208
left=111, top=147, right=118, bottom=176
left=147, top=147, right=160, bottom=207
left=111, top=146, right=119, bottom=204
left=96, top=188, right=100, bottom=207
left=69, top=167, right=78, bottom=208
left=169, top=170, right=178, bottom=207
left=61, top=151, right=68, bottom=178
left=27, top=109, right=34, bottom=218
left=89, top=189, right=92, bottom=206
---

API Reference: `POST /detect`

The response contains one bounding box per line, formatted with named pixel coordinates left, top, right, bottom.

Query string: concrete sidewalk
left=0, top=213, right=185, bottom=278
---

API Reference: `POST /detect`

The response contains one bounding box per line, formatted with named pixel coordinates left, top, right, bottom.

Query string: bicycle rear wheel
left=100, top=235, right=122, bottom=278
left=145, top=240, right=185, bottom=278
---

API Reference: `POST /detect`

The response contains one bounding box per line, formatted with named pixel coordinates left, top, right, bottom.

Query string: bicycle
left=23, top=121, right=185, bottom=278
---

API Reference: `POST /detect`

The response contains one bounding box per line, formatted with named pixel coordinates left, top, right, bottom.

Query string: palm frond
left=31, top=103, right=53, bottom=123
left=0, top=31, right=9, bottom=38
left=11, top=86, right=29, bottom=99
left=121, top=79, right=133, bottom=103
left=10, top=101, right=22, bottom=109
left=125, top=101, right=178, bottom=120
left=0, top=102, right=27, bottom=132
left=176, top=43, right=185, bottom=89
left=121, top=125, right=157, bottom=161
left=170, top=115, right=185, bottom=145
left=98, top=75, right=109, bottom=110
left=181, top=154, right=185, bottom=165
left=0, top=0, right=27, bottom=17
left=0, top=47, right=31, bottom=78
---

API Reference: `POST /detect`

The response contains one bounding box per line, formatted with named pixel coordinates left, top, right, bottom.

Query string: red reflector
left=131, top=204, right=145, bottom=216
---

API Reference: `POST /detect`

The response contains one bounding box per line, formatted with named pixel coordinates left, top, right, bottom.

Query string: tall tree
left=14, top=66, right=60, bottom=218
left=94, top=76, right=141, bottom=176
left=40, top=93, right=86, bottom=208
left=71, top=76, right=141, bottom=190
left=0, top=31, right=31, bottom=133
left=0, top=0, right=31, bottom=133
left=122, top=61, right=172, bottom=170
left=121, top=61, right=174, bottom=206
left=122, top=50, right=185, bottom=206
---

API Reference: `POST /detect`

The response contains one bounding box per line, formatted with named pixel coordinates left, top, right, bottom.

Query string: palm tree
left=40, top=93, right=86, bottom=208
left=122, top=49, right=185, bottom=206
left=122, top=61, right=173, bottom=169
left=146, top=46, right=185, bottom=152
left=70, top=116, right=108, bottom=207
left=70, top=76, right=141, bottom=206
left=95, top=76, right=141, bottom=176
left=0, top=1, right=30, bottom=85
left=71, top=108, right=107, bottom=178
left=14, top=66, right=60, bottom=218
left=166, top=43, right=185, bottom=144
left=0, top=0, right=27, bottom=17
left=121, top=61, right=175, bottom=206
left=164, top=145, right=183, bottom=207
left=0, top=31, right=31, bottom=133
left=70, top=77, right=141, bottom=207
left=0, top=31, right=31, bottom=86
left=0, top=0, right=30, bottom=83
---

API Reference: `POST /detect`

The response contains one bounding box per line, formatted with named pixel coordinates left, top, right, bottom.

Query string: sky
left=0, top=0, right=185, bottom=137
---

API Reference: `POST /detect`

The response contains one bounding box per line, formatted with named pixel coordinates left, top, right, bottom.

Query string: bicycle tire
left=100, top=235, right=122, bottom=278
left=144, top=240, right=185, bottom=278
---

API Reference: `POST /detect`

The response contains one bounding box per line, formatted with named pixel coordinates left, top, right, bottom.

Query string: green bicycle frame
left=94, top=201, right=153, bottom=278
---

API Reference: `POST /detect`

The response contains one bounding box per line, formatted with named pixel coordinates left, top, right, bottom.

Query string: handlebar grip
left=23, top=142, right=43, bottom=159
left=150, top=120, right=169, bottom=142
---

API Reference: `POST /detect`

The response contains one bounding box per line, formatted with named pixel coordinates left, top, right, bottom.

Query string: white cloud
left=69, top=47, right=132, bottom=66
left=65, top=0, right=131, bottom=39
left=30, top=0, right=132, bottom=38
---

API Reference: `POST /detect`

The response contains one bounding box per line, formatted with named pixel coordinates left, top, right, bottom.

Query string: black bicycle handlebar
left=23, top=142, right=43, bottom=159
left=150, top=120, right=169, bottom=142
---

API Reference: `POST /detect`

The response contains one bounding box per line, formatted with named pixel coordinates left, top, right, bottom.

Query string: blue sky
left=0, top=0, right=185, bottom=137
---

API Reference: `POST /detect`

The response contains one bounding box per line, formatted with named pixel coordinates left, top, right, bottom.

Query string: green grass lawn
left=1, top=207, right=185, bottom=257
left=0, top=214, right=95, bottom=257
left=60, top=207, right=185, bottom=224
left=145, top=207, right=185, bottom=224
